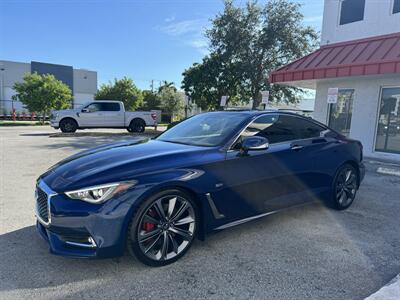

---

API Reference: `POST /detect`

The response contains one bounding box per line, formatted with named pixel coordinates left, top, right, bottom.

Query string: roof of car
left=206, top=109, right=308, bottom=117
left=205, top=109, right=328, bottom=127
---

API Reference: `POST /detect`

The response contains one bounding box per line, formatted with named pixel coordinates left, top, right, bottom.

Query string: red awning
left=270, top=32, right=400, bottom=85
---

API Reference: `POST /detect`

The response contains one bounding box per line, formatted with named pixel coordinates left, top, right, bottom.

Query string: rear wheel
left=60, top=118, right=78, bottom=133
left=127, top=189, right=198, bottom=266
left=332, top=164, right=358, bottom=210
left=128, top=119, right=146, bottom=133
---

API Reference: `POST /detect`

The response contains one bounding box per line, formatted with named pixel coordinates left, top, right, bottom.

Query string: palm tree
left=158, top=81, right=176, bottom=93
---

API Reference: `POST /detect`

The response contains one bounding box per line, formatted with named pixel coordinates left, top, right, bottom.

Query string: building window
left=339, top=0, right=365, bottom=25
left=394, top=0, right=400, bottom=14
left=328, top=89, right=355, bottom=137
left=375, top=87, right=400, bottom=154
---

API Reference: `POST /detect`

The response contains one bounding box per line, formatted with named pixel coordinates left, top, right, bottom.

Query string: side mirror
left=240, top=136, right=269, bottom=155
left=81, top=108, right=89, bottom=113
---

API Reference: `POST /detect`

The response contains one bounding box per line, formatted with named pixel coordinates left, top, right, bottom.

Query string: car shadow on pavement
left=0, top=198, right=396, bottom=299
left=0, top=225, right=148, bottom=292
left=0, top=204, right=321, bottom=292
left=19, top=133, right=52, bottom=137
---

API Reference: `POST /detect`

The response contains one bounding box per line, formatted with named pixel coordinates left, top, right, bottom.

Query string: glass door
left=328, top=89, right=355, bottom=137
left=375, top=87, right=400, bottom=154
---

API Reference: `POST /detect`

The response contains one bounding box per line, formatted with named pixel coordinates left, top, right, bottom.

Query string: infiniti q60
left=35, top=111, right=364, bottom=266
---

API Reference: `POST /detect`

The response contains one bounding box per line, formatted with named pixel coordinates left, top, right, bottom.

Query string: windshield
left=156, top=112, right=250, bottom=147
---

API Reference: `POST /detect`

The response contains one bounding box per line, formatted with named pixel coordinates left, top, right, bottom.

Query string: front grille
left=36, top=187, right=49, bottom=223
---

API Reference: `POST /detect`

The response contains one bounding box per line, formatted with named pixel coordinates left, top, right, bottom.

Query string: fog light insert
left=63, top=236, right=97, bottom=249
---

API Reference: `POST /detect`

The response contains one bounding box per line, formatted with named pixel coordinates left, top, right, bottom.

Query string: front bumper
left=35, top=180, right=144, bottom=258
left=50, top=120, right=59, bottom=129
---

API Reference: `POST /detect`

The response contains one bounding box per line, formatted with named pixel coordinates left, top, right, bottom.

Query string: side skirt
left=212, top=200, right=319, bottom=231
left=213, top=211, right=278, bottom=231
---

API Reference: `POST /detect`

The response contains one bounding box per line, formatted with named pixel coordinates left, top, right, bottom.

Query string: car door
left=288, top=116, right=339, bottom=195
left=79, top=103, right=104, bottom=127
left=100, top=102, right=125, bottom=127
left=206, top=113, right=327, bottom=221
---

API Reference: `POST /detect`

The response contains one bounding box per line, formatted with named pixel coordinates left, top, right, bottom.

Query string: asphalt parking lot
left=1, top=126, right=400, bottom=299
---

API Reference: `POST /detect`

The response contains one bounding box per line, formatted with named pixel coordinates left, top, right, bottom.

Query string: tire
left=60, top=118, right=78, bottom=133
left=127, top=189, right=198, bottom=267
left=331, top=164, right=358, bottom=210
left=129, top=119, right=146, bottom=133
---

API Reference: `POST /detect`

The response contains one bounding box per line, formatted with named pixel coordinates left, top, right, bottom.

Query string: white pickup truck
left=50, top=100, right=157, bottom=133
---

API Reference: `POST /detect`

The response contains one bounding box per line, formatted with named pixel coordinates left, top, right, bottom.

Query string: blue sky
left=0, top=0, right=323, bottom=90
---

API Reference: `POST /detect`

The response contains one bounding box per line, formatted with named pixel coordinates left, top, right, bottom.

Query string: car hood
left=40, top=139, right=214, bottom=192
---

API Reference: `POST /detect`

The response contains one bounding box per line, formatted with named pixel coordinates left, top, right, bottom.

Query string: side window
left=237, top=114, right=327, bottom=148
left=240, top=114, right=298, bottom=144
left=339, top=0, right=365, bottom=25
left=295, top=118, right=326, bottom=139
left=262, top=115, right=299, bottom=143
left=86, top=103, right=101, bottom=112
left=87, top=102, right=120, bottom=111
left=394, top=0, right=400, bottom=14
left=100, top=102, right=120, bottom=111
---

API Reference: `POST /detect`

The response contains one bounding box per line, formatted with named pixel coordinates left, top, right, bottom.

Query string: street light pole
left=0, top=67, right=5, bottom=114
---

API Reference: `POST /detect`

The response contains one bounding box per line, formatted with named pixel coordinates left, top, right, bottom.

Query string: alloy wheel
left=64, top=121, right=73, bottom=132
left=335, top=167, right=357, bottom=207
left=137, top=195, right=196, bottom=262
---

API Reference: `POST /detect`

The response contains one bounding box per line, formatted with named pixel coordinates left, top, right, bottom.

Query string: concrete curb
left=364, top=159, right=400, bottom=177
left=365, top=275, right=400, bottom=299
left=376, top=167, right=400, bottom=177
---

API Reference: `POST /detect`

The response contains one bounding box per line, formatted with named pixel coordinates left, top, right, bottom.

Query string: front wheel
left=60, top=118, right=78, bottom=133
left=127, top=189, right=198, bottom=266
left=332, top=164, right=358, bottom=210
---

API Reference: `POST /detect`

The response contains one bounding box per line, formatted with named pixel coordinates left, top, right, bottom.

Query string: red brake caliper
left=143, top=209, right=156, bottom=231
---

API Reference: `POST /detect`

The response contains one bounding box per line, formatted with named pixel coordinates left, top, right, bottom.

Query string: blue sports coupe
left=35, top=111, right=365, bottom=266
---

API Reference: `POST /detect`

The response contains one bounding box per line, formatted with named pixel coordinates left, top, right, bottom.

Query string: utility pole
left=151, top=80, right=154, bottom=93
left=0, top=67, right=4, bottom=113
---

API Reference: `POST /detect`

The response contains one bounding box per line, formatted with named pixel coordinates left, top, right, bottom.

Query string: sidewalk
left=366, top=275, right=400, bottom=300
left=364, top=158, right=400, bottom=177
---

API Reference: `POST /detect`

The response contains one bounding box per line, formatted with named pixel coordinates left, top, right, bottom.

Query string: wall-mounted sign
left=220, top=96, right=228, bottom=107
left=327, top=88, right=339, bottom=104
left=261, top=91, right=270, bottom=104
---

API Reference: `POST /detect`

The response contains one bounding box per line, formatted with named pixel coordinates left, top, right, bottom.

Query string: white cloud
left=160, top=19, right=207, bottom=36
left=165, top=15, right=176, bottom=23
left=159, top=18, right=209, bottom=54
left=188, top=38, right=209, bottom=55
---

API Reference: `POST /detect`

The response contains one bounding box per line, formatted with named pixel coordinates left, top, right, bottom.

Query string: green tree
left=182, top=54, right=244, bottom=110
left=182, top=0, right=318, bottom=109
left=95, top=77, right=143, bottom=110
left=142, top=90, right=162, bottom=110
left=12, top=73, right=72, bottom=123
left=159, top=85, right=184, bottom=119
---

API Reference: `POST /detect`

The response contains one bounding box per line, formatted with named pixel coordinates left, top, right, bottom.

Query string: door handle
left=291, top=145, right=304, bottom=151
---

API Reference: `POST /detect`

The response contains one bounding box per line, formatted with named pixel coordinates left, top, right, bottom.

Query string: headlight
left=51, top=113, right=58, bottom=120
left=65, top=181, right=136, bottom=204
